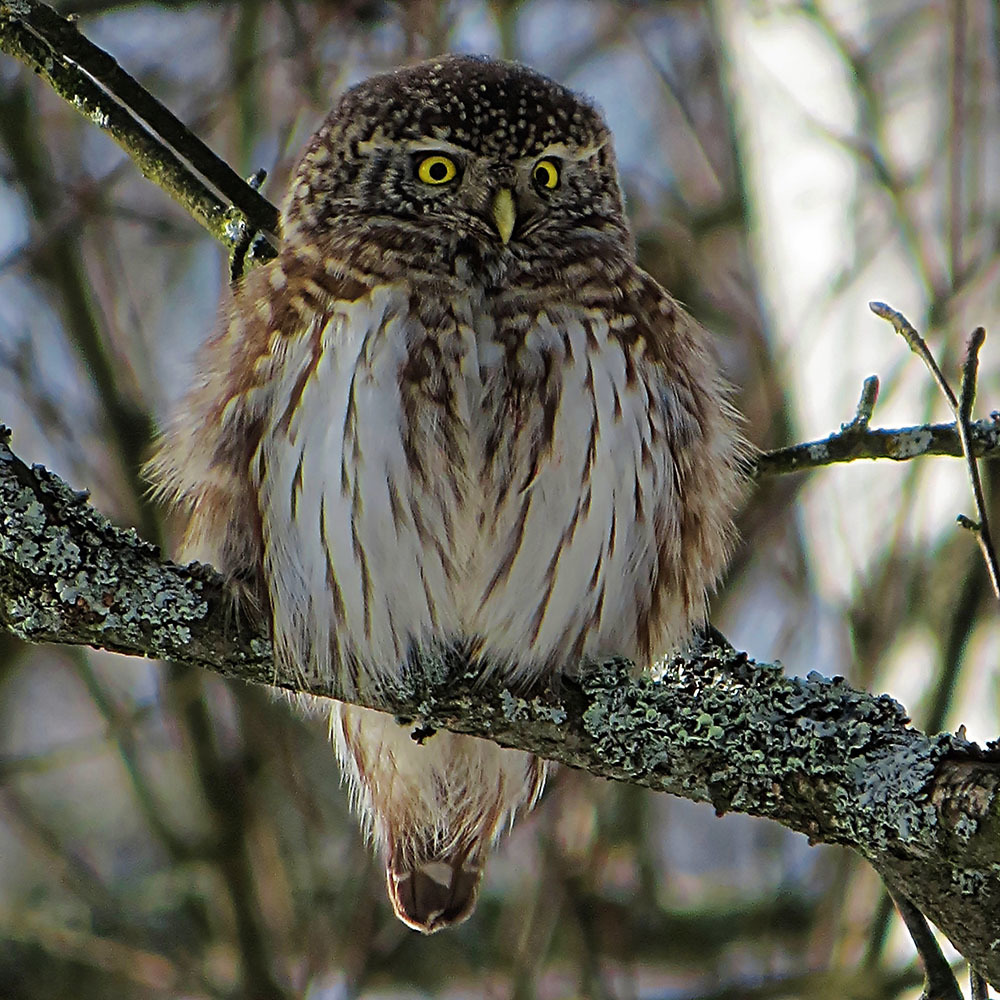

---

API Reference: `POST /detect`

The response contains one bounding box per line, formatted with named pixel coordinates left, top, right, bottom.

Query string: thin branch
left=948, top=0, right=967, bottom=284
left=969, top=965, right=990, bottom=1000
left=957, top=328, right=1000, bottom=596
left=73, top=651, right=196, bottom=861
left=1, top=11, right=288, bottom=984
left=959, top=329, right=986, bottom=425
left=9, top=0, right=278, bottom=233
left=870, top=303, right=1000, bottom=599
left=751, top=325, right=1000, bottom=479
left=0, top=904, right=186, bottom=994
left=0, top=82, right=162, bottom=539
left=753, top=415, right=1000, bottom=478
left=971, top=969, right=990, bottom=1000
left=669, top=965, right=924, bottom=1000
left=0, top=0, right=278, bottom=264
left=2, top=426, right=1000, bottom=987
left=870, top=301, right=959, bottom=408
left=842, top=375, right=880, bottom=433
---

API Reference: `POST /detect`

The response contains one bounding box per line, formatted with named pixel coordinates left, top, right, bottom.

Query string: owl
left=148, top=55, right=744, bottom=933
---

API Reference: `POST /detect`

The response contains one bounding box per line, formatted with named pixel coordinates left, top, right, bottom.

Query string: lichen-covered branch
left=1, top=424, right=998, bottom=984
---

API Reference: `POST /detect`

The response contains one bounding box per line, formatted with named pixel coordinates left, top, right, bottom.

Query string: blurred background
left=1, top=1, right=998, bottom=997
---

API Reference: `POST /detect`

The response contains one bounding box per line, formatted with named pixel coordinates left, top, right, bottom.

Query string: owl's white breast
left=255, top=282, right=680, bottom=691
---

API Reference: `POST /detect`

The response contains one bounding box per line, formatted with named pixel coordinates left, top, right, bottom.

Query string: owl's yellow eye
left=417, top=154, right=458, bottom=185
left=532, top=158, right=560, bottom=190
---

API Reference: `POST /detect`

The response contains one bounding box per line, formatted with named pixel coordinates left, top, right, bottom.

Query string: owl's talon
left=409, top=723, right=436, bottom=744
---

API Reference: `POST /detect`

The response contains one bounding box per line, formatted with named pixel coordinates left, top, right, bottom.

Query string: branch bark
left=1, top=425, right=998, bottom=984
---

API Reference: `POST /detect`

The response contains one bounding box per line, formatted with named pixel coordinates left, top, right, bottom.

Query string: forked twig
left=871, top=302, right=959, bottom=406
left=870, top=302, right=1000, bottom=599
left=842, top=375, right=881, bottom=433
left=954, top=329, right=1000, bottom=594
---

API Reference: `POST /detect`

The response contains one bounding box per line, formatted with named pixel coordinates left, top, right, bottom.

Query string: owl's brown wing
left=619, top=270, right=748, bottom=648
left=145, top=255, right=369, bottom=621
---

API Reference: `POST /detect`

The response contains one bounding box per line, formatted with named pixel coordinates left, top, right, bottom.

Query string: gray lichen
left=0, top=430, right=229, bottom=668
left=890, top=427, right=935, bottom=459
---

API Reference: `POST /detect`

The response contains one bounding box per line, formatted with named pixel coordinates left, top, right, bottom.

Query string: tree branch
left=0, top=0, right=278, bottom=265
left=753, top=414, right=1000, bottom=477
left=1, top=424, right=998, bottom=985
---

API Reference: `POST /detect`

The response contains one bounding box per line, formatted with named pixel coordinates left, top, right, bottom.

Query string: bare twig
left=948, top=0, right=967, bottom=283
left=7, top=0, right=278, bottom=234
left=0, top=82, right=163, bottom=538
left=842, top=375, right=880, bottom=433
left=959, top=330, right=986, bottom=425
left=870, top=303, right=1000, bottom=599
left=971, top=969, right=990, bottom=1000
left=870, top=302, right=959, bottom=407
left=956, top=328, right=1000, bottom=596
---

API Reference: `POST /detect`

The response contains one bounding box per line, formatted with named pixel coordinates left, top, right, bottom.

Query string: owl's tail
left=332, top=703, right=546, bottom=933
left=386, top=842, right=483, bottom=933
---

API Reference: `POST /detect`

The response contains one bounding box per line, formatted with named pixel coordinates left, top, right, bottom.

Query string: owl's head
left=284, top=55, right=631, bottom=278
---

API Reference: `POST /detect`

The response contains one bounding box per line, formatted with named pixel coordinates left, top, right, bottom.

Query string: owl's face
left=284, top=55, right=632, bottom=281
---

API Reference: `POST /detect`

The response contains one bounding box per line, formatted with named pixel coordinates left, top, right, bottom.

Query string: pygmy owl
left=149, top=55, right=744, bottom=933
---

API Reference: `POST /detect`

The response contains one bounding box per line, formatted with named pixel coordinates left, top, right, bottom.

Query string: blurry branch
left=682, top=965, right=924, bottom=1000
left=0, top=42, right=285, bottom=1000
left=887, top=887, right=962, bottom=1000
left=2, top=425, right=1000, bottom=987
left=73, top=649, right=196, bottom=860
left=0, top=82, right=161, bottom=539
left=0, top=904, right=183, bottom=995
left=973, top=970, right=991, bottom=1000
left=0, top=0, right=279, bottom=267
left=1, top=8, right=286, bottom=992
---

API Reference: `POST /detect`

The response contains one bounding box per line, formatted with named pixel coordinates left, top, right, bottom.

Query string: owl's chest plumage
left=253, top=276, right=684, bottom=691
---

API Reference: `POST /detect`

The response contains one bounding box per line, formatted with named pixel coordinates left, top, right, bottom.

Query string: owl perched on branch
left=149, top=55, right=744, bottom=933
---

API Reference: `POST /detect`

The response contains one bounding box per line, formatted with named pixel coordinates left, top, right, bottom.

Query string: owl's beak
left=491, top=188, right=516, bottom=245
